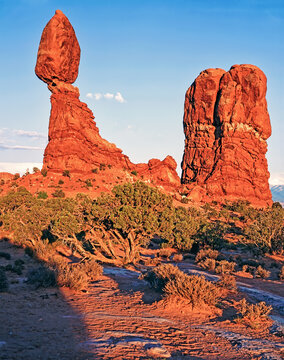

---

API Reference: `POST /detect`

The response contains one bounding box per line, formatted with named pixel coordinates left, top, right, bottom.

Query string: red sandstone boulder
left=181, top=64, right=272, bottom=207
left=35, top=10, right=80, bottom=84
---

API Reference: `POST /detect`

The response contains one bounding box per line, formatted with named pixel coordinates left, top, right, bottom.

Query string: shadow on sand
left=0, top=236, right=93, bottom=360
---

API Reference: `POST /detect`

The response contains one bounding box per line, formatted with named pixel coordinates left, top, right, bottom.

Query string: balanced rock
left=36, top=10, right=179, bottom=189
left=181, top=65, right=272, bottom=206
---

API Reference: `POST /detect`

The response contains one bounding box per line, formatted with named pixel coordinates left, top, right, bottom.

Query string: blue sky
left=0, top=0, right=283, bottom=183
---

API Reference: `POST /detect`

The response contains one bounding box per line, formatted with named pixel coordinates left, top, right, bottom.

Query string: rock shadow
left=0, top=236, right=92, bottom=360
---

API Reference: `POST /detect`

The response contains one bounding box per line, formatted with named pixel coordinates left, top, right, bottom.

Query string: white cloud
left=13, top=129, right=46, bottom=138
left=114, top=92, right=126, bottom=103
left=0, top=162, right=42, bottom=175
left=0, top=144, right=43, bottom=150
left=94, top=93, right=102, bottom=100
left=104, top=93, right=114, bottom=99
left=86, top=92, right=126, bottom=103
left=269, top=172, right=284, bottom=185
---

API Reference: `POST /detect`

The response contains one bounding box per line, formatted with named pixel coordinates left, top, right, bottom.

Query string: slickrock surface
left=181, top=65, right=272, bottom=207
left=35, top=10, right=179, bottom=190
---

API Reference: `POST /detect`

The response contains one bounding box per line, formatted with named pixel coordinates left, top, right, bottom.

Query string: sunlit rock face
left=35, top=10, right=180, bottom=189
left=181, top=64, right=272, bottom=207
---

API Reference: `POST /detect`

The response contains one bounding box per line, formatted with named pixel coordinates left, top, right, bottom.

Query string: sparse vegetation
left=142, top=264, right=220, bottom=308
left=236, top=298, right=272, bottom=328
left=62, top=170, right=70, bottom=178
left=0, top=251, right=11, bottom=260
left=41, top=168, right=48, bottom=177
left=218, top=274, right=237, bottom=291
left=131, top=170, right=137, bottom=176
left=52, top=189, right=65, bottom=198
left=37, top=191, right=48, bottom=199
left=58, top=179, right=64, bottom=185
left=99, top=163, right=106, bottom=171
left=26, top=265, right=56, bottom=289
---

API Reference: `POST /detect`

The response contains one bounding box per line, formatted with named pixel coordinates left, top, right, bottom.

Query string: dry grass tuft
left=142, top=264, right=220, bottom=308
left=236, top=298, right=272, bottom=328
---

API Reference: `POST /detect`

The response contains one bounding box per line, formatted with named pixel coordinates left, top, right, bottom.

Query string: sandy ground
left=0, top=239, right=283, bottom=360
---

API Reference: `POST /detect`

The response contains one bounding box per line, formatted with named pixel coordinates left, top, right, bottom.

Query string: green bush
left=245, top=207, right=284, bottom=253
left=26, top=266, right=56, bottom=289
left=62, top=170, right=70, bottom=177
left=131, top=170, right=137, bottom=176
left=52, top=189, right=65, bottom=198
left=37, top=191, right=48, bottom=199
left=41, top=168, right=48, bottom=177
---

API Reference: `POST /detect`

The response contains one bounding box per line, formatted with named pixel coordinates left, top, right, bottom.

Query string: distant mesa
left=35, top=10, right=180, bottom=189
left=181, top=65, right=272, bottom=207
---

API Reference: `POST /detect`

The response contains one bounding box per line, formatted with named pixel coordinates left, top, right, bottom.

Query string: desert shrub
left=0, top=269, right=9, bottom=292
left=0, top=251, right=11, bottom=260
left=215, top=260, right=236, bottom=274
left=52, top=189, right=65, bottom=198
left=279, top=266, right=284, bottom=280
left=13, top=173, right=20, bottom=180
left=62, top=170, right=70, bottom=178
left=272, top=202, right=282, bottom=209
left=254, top=265, right=270, bottom=279
left=141, top=264, right=182, bottom=291
left=92, top=168, right=98, bottom=174
left=41, top=168, right=48, bottom=177
left=80, top=260, right=103, bottom=281
left=198, top=258, right=216, bottom=271
left=172, top=253, right=183, bottom=262
left=159, top=248, right=173, bottom=258
left=195, top=248, right=219, bottom=263
left=85, top=179, right=92, bottom=187
left=142, top=264, right=219, bottom=308
left=224, top=200, right=258, bottom=221
left=33, top=167, right=40, bottom=173
left=164, top=272, right=219, bottom=308
left=99, top=163, right=106, bottom=171
left=197, top=221, right=228, bottom=249
left=236, top=298, right=272, bottom=328
left=0, top=179, right=5, bottom=185
left=26, top=266, right=56, bottom=289
left=58, top=179, right=64, bottom=185
left=245, top=207, right=284, bottom=253
left=181, top=197, right=189, bottom=204
left=37, top=191, right=48, bottom=199
left=218, top=274, right=237, bottom=291
left=131, top=170, right=137, bottom=176
left=55, top=262, right=89, bottom=290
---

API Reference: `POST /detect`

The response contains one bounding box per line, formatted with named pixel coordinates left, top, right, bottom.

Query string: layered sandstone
left=36, top=10, right=179, bottom=189
left=181, top=65, right=272, bottom=206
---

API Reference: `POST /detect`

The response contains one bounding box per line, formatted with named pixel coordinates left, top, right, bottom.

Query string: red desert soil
left=1, top=239, right=284, bottom=360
